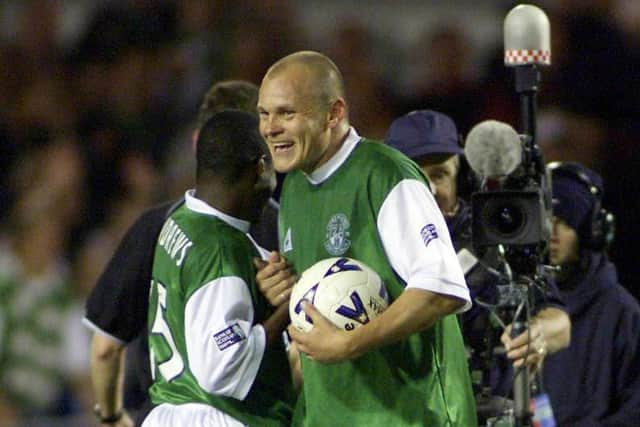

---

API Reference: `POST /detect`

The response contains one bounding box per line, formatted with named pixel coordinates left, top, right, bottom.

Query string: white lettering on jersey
left=158, top=218, right=193, bottom=266
left=150, top=280, right=185, bottom=381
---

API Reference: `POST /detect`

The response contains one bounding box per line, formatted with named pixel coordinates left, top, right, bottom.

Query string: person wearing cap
left=542, top=161, right=640, bottom=426
left=386, top=111, right=570, bottom=413
left=385, top=110, right=468, bottom=240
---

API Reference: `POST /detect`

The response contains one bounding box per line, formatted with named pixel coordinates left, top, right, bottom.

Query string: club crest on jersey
left=324, top=213, right=351, bottom=256
left=420, top=223, right=438, bottom=247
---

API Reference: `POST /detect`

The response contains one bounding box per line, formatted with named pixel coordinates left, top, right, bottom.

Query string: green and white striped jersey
left=280, top=129, right=476, bottom=427
left=144, top=191, right=294, bottom=427
left=0, top=245, right=81, bottom=414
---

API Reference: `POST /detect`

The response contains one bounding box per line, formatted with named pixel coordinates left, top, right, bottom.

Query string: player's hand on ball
left=287, top=301, right=354, bottom=364
left=254, top=251, right=298, bottom=307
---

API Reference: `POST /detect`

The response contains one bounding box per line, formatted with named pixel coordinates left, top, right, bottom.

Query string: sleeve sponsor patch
left=420, top=223, right=439, bottom=247
left=213, top=323, right=246, bottom=351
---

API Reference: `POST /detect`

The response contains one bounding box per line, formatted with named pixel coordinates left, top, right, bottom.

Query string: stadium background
left=0, top=0, right=637, bottom=425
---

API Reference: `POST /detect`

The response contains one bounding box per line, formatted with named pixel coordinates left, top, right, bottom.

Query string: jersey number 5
left=150, top=280, right=184, bottom=382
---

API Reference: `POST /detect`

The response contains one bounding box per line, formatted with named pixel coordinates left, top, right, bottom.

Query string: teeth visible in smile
left=274, top=143, right=293, bottom=152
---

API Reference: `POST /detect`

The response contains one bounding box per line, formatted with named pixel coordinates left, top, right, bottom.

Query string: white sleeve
left=184, top=276, right=266, bottom=400
left=377, top=179, right=471, bottom=312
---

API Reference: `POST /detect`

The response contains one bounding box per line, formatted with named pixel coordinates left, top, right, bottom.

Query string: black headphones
left=547, top=161, right=615, bottom=251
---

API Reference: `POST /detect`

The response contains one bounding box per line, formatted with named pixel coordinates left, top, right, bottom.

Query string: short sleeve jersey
left=0, top=247, right=74, bottom=412
left=147, top=198, right=294, bottom=426
left=279, top=133, right=476, bottom=426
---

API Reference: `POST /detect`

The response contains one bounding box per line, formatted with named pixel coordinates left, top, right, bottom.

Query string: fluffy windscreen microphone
left=464, top=120, right=523, bottom=177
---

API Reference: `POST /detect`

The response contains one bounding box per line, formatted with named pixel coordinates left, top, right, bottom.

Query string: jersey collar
left=306, top=127, right=361, bottom=185
left=184, top=189, right=251, bottom=233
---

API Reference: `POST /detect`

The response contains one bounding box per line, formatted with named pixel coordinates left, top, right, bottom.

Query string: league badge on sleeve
left=420, top=223, right=439, bottom=247
left=213, top=323, right=247, bottom=351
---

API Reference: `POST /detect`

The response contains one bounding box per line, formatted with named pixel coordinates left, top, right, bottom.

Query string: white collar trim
left=306, top=127, right=361, bottom=185
left=184, top=190, right=250, bottom=233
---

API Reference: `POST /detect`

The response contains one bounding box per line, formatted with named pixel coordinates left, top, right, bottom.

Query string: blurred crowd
left=0, top=0, right=637, bottom=425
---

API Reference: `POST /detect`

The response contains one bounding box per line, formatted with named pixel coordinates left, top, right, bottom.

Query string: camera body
left=470, top=136, right=552, bottom=276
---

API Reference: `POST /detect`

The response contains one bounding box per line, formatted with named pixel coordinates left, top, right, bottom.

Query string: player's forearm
left=287, top=342, right=303, bottom=392
left=534, top=306, right=571, bottom=354
left=91, top=334, right=126, bottom=418
left=348, top=288, right=464, bottom=359
left=262, top=303, right=290, bottom=348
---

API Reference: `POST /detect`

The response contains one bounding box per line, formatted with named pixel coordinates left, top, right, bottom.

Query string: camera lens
left=486, top=203, right=525, bottom=237
left=472, top=190, right=545, bottom=248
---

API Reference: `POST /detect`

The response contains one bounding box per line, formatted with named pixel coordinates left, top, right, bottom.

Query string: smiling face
left=258, top=66, right=333, bottom=174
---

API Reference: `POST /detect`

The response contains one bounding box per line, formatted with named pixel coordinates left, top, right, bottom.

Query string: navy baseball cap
left=385, top=110, right=462, bottom=160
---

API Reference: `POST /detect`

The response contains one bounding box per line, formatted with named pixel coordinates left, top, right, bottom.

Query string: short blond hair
left=264, top=51, right=346, bottom=109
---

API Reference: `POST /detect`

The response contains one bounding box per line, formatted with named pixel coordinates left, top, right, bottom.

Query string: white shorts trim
left=141, top=402, right=246, bottom=427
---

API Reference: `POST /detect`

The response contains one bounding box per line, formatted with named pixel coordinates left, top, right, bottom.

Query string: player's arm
left=90, top=333, right=134, bottom=427
left=262, top=303, right=290, bottom=346
left=83, top=206, right=166, bottom=425
left=185, top=276, right=289, bottom=400
left=290, top=179, right=470, bottom=362
left=292, top=288, right=462, bottom=362
left=286, top=340, right=303, bottom=392
left=254, top=251, right=302, bottom=389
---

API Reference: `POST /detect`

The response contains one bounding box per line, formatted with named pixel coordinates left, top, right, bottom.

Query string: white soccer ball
left=289, top=257, right=389, bottom=332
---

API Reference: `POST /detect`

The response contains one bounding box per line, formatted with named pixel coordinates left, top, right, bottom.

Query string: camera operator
left=385, top=110, right=570, bottom=399
left=542, top=161, right=640, bottom=426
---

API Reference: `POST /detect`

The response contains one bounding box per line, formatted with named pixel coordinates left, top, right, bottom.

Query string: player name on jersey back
left=158, top=218, right=193, bottom=267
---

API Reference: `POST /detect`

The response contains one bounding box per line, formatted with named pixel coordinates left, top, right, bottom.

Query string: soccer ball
left=289, top=257, right=389, bottom=332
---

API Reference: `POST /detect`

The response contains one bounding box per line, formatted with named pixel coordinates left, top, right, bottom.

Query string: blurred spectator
left=0, top=139, right=91, bottom=425
left=74, top=149, right=161, bottom=298
left=537, top=108, right=607, bottom=171
left=226, top=0, right=307, bottom=84
left=5, top=0, right=66, bottom=70
left=162, top=0, right=227, bottom=125
left=0, top=1, right=637, bottom=421
left=402, top=25, right=482, bottom=135
left=326, top=19, right=398, bottom=139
